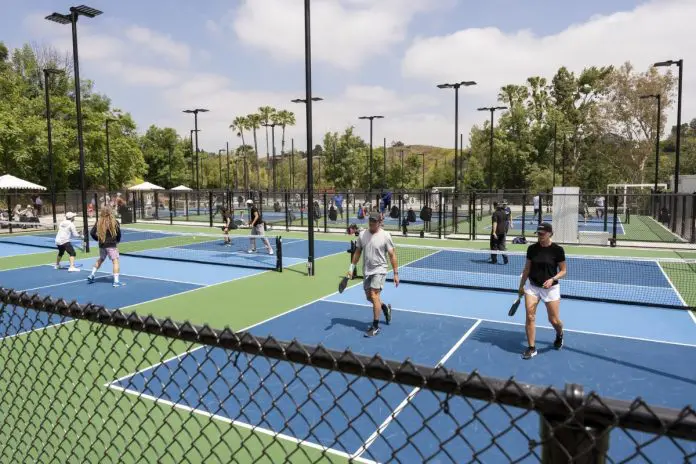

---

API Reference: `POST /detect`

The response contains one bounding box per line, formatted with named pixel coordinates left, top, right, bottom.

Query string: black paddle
left=508, top=296, right=522, bottom=317
left=338, top=276, right=349, bottom=294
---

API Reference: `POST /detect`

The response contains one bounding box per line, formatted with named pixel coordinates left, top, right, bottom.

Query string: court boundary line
left=104, top=286, right=369, bottom=463
left=0, top=319, right=77, bottom=343
left=38, top=263, right=209, bottom=288
left=327, top=299, right=696, bottom=349
left=656, top=262, right=696, bottom=325
left=350, top=319, right=483, bottom=461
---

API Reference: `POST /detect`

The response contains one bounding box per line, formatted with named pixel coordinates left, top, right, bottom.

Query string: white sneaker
left=268, top=249, right=274, bottom=255
left=54, top=264, right=60, bottom=270
left=247, top=249, right=256, bottom=254
left=68, top=267, right=81, bottom=272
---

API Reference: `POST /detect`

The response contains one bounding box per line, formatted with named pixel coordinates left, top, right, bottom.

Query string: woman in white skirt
left=517, top=222, right=567, bottom=360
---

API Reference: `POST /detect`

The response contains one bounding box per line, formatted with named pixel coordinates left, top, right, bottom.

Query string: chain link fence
left=1, top=288, right=694, bottom=463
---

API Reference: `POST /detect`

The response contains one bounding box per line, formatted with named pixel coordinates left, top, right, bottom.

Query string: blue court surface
left=0, top=237, right=350, bottom=342
left=106, top=279, right=696, bottom=462
left=503, top=214, right=625, bottom=234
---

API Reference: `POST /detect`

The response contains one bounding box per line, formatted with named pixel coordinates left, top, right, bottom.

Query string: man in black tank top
left=246, top=199, right=273, bottom=254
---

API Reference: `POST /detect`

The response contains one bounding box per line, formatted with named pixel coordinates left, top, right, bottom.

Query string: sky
left=1, top=0, right=694, bottom=153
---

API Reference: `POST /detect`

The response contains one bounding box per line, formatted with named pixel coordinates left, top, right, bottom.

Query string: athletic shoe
left=247, top=249, right=256, bottom=254
left=113, top=282, right=125, bottom=288
left=268, top=249, right=274, bottom=255
left=522, top=347, right=537, bottom=360
left=554, top=331, right=564, bottom=350
left=87, top=275, right=95, bottom=284
left=54, top=264, right=60, bottom=270
left=384, top=304, right=392, bottom=325
left=68, top=267, right=80, bottom=272
left=364, top=326, right=380, bottom=338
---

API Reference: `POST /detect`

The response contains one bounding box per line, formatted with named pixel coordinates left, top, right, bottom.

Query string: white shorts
left=524, top=281, right=560, bottom=303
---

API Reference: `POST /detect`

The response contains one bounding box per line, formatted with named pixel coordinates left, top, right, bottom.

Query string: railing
left=1, top=287, right=694, bottom=463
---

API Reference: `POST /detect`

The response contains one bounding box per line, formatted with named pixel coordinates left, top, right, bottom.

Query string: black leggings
left=57, top=243, right=76, bottom=258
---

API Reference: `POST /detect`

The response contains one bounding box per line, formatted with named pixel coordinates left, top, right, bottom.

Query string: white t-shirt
left=55, top=220, right=79, bottom=246
left=356, top=228, right=395, bottom=277
left=595, top=196, right=605, bottom=207
left=533, top=195, right=540, bottom=209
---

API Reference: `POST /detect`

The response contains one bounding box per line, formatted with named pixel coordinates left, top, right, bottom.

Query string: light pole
left=358, top=115, right=384, bottom=191
left=46, top=5, right=102, bottom=252
left=263, top=122, right=278, bottom=192
left=43, top=68, right=64, bottom=226
left=218, top=149, right=225, bottom=188
left=640, top=94, right=662, bottom=192
left=183, top=109, right=209, bottom=191
left=552, top=123, right=557, bottom=187
left=291, top=138, right=295, bottom=191
left=226, top=142, right=230, bottom=192
left=419, top=153, right=425, bottom=190
left=653, top=60, right=683, bottom=192
left=383, top=138, right=387, bottom=188
left=168, top=144, right=174, bottom=189
left=437, top=81, right=477, bottom=192
left=399, top=150, right=405, bottom=189
left=105, top=117, right=116, bottom=192
left=477, top=106, right=508, bottom=191
left=189, top=129, right=199, bottom=186
left=292, top=97, right=323, bottom=190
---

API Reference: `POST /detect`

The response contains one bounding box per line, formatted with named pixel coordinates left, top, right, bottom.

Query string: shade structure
left=0, top=174, right=46, bottom=191
left=128, top=182, right=165, bottom=191
left=171, top=185, right=193, bottom=191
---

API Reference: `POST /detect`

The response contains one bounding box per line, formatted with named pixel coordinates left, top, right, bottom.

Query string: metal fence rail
left=1, top=288, right=694, bottom=463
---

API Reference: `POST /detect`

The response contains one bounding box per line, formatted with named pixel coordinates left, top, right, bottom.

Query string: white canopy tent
left=128, top=181, right=164, bottom=191
left=0, top=174, right=46, bottom=191
left=171, top=185, right=192, bottom=191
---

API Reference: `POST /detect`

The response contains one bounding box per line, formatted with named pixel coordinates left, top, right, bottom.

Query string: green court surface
left=1, top=222, right=695, bottom=463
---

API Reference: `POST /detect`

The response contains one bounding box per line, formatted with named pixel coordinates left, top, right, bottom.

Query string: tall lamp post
left=189, top=129, right=199, bottom=186
left=183, top=108, right=209, bottom=191
left=226, top=142, right=230, bottom=192
left=263, top=122, right=278, bottom=192
left=653, top=59, right=683, bottom=192
left=218, top=149, right=225, bottom=188
left=105, top=117, right=116, bottom=192
left=46, top=5, right=102, bottom=252
left=291, top=138, right=295, bottom=191
left=43, top=67, right=64, bottom=227
left=292, top=97, right=324, bottom=187
left=640, top=94, right=662, bottom=192
left=419, top=153, right=425, bottom=191
left=552, top=123, right=557, bottom=187
left=358, top=115, right=384, bottom=191
left=437, top=81, right=477, bottom=193
left=477, top=106, right=508, bottom=191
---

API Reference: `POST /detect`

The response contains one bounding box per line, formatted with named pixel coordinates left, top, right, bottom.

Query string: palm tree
left=247, top=113, right=263, bottom=189
left=230, top=116, right=249, bottom=190
left=275, top=110, right=296, bottom=158
left=258, top=106, right=276, bottom=189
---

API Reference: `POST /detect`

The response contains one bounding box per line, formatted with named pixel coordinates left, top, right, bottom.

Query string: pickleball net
left=350, top=241, right=696, bottom=310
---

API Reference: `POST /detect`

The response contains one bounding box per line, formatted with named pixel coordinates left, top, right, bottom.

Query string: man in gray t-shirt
left=347, top=211, right=399, bottom=337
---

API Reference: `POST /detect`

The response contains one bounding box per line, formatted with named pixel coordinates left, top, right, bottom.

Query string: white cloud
left=230, top=0, right=435, bottom=70
left=103, top=61, right=180, bottom=87
left=125, top=26, right=191, bottom=66
left=402, top=0, right=696, bottom=125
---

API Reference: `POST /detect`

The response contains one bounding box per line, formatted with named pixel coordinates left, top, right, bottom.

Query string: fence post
left=154, top=191, right=159, bottom=220
left=208, top=191, right=213, bottom=227
left=603, top=196, right=608, bottom=232
left=681, top=194, right=687, bottom=238
left=300, top=193, right=304, bottom=228
left=471, top=192, right=476, bottom=240
left=346, top=192, right=350, bottom=231
left=93, top=192, right=99, bottom=222
left=323, top=192, right=328, bottom=234
left=611, top=195, right=618, bottom=247
left=521, top=193, right=526, bottom=237
left=691, top=194, right=696, bottom=244
left=438, top=191, right=443, bottom=239
left=170, top=191, right=174, bottom=225
left=540, top=383, right=610, bottom=464
left=284, top=191, right=290, bottom=232
left=7, top=194, right=12, bottom=233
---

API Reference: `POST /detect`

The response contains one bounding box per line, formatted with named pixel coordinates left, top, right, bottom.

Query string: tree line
left=1, top=42, right=694, bottom=194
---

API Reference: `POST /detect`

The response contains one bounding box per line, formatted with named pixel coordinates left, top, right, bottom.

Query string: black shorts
left=57, top=242, right=76, bottom=257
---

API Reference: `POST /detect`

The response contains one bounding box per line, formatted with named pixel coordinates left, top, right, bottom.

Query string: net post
left=276, top=236, right=282, bottom=272
left=438, top=190, right=443, bottom=239
left=521, top=193, right=526, bottom=237
left=323, top=192, right=328, bottom=234
left=540, top=383, right=609, bottom=464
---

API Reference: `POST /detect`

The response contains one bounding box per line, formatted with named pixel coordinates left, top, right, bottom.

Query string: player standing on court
left=246, top=199, right=273, bottom=255
left=87, top=205, right=124, bottom=287
left=517, top=222, right=566, bottom=359
left=489, top=202, right=509, bottom=264
left=532, top=193, right=540, bottom=224
left=54, top=212, right=81, bottom=272
left=221, top=207, right=232, bottom=246
left=347, top=211, right=398, bottom=337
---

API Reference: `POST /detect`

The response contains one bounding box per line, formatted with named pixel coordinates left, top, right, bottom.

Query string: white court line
left=107, top=385, right=376, bottom=464
left=104, top=286, right=363, bottom=462
left=350, top=319, right=483, bottom=460
left=655, top=261, right=696, bottom=325
left=328, top=299, right=696, bottom=349
left=0, top=319, right=77, bottom=343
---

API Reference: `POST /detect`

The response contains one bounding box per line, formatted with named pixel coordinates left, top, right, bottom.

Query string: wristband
left=349, top=264, right=355, bottom=273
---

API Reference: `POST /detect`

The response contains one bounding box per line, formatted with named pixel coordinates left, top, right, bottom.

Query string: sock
left=373, top=319, right=379, bottom=329
left=381, top=303, right=388, bottom=312
left=90, top=267, right=97, bottom=277
left=529, top=346, right=535, bottom=350
left=114, top=274, right=119, bottom=283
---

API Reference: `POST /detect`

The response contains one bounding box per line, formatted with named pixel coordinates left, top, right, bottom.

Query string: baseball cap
left=368, top=211, right=381, bottom=222
left=536, top=222, right=552, bottom=234
left=246, top=199, right=253, bottom=205
left=65, top=212, right=76, bottom=220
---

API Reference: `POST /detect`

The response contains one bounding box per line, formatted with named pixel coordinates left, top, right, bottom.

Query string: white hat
left=65, top=212, right=76, bottom=220
left=246, top=199, right=253, bottom=205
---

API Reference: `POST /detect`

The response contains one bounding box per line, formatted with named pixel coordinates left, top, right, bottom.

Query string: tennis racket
left=508, top=296, right=522, bottom=317
left=338, top=276, right=349, bottom=294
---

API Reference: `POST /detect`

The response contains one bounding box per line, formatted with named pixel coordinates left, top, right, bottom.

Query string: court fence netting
left=1, top=288, right=694, bottom=463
